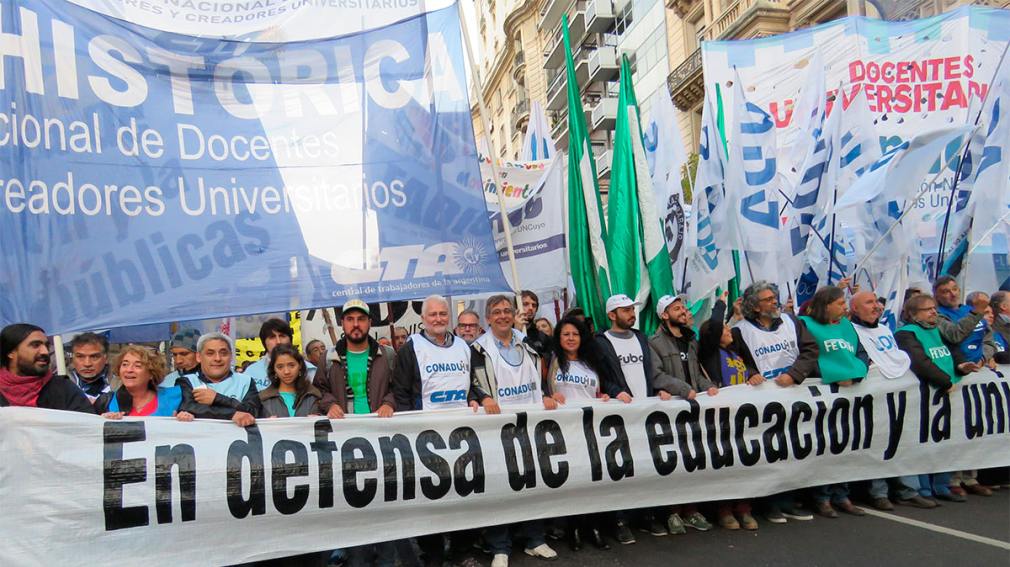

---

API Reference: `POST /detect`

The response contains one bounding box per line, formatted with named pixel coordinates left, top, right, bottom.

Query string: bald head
left=850, top=291, right=882, bottom=324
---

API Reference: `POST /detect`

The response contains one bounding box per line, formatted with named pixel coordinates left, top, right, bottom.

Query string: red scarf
left=0, top=368, right=53, bottom=407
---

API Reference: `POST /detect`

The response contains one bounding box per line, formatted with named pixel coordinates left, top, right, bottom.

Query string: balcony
left=703, top=0, right=789, bottom=41
left=550, top=109, right=570, bottom=150
left=590, top=96, right=618, bottom=130
left=585, top=45, right=618, bottom=84
left=667, top=47, right=703, bottom=111
left=539, top=0, right=570, bottom=32
left=546, top=68, right=567, bottom=111
left=513, top=50, right=526, bottom=83
left=542, top=1, right=588, bottom=70
left=545, top=45, right=617, bottom=111
left=596, top=148, right=613, bottom=179
left=512, top=98, right=530, bottom=130
left=585, top=0, right=614, bottom=34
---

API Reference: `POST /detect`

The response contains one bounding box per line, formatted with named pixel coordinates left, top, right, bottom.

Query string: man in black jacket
left=519, top=290, right=551, bottom=357
left=0, top=323, right=94, bottom=413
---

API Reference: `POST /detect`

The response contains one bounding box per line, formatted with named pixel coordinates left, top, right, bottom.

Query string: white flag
left=724, top=71, right=782, bottom=252
left=966, top=60, right=1010, bottom=292
left=521, top=101, right=556, bottom=161
left=644, top=85, right=691, bottom=291
left=685, top=94, right=734, bottom=301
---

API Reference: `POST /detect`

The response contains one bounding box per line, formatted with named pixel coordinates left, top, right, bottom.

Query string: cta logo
left=430, top=389, right=467, bottom=403
left=330, top=240, right=492, bottom=284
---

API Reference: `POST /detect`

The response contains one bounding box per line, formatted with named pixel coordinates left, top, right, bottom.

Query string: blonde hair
left=114, top=345, right=168, bottom=389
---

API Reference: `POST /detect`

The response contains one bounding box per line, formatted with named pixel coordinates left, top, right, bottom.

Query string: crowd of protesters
left=1, top=279, right=1007, bottom=567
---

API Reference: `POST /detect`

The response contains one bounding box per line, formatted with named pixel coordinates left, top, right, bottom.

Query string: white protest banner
left=2, top=371, right=1008, bottom=565
left=702, top=6, right=1010, bottom=254
left=481, top=156, right=568, bottom=292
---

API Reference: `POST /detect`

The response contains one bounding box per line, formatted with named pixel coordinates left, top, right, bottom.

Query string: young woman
left=259, top=344, right=322, bottom=417
left=698, top=292, right=750, bottom=388
left=697, top=293, right=758, bottom=530
left=548, top=316, right=612, bottom=551
left=96, top=345, right=192, bottom=420
left=535, top=317, right=554, bottom=340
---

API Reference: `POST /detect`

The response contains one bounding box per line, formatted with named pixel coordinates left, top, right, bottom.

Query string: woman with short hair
left=96, top=345, right=192, bottom=420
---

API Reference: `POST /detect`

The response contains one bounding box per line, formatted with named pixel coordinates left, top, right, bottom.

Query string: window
left=685, top=10, right=704, bottom=53
left=614, top=1, right=634, bottom=36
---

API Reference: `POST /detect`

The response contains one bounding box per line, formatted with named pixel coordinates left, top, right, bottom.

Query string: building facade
left=472, top=0, right=1008, bottom=186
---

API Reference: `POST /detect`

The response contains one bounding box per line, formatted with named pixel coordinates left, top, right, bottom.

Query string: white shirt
left=605, top=331, right=648, bottom=399
left=554, top=359, right=600, bottom=402
left=853, top=322, right=911, bottom=379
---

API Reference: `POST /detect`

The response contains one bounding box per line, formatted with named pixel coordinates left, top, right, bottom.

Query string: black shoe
left=589, top=529, right=610, bottom=551
left=615, top=521, right=636, bottom=545
left=568, top=529, right=582, bottom=552
left=640, top=519, right=668, bottom=536
left=546, top=526, right=565, bottom=541
left=936, top=492, right=967, bottom=503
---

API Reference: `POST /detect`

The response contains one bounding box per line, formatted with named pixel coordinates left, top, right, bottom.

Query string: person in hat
left=314, top=299, right=396, bottom=419
left=162, top=327, right=201, bottom=388
left=593, top=294, right=680, bottom=543
left=647, top=294, right=719, bottom=535
left=0, top=323, right=95, bottom=413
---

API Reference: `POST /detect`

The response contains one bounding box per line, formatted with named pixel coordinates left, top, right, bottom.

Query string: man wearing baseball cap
left=593, top=294, right=679, bottom=542
left=162, top=327, right=201, bottom=388
left=314, top=299, right=396, bottom=419
left=648, top=294, right=719, bottom=535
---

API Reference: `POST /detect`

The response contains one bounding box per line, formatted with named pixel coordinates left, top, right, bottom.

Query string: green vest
left=800, top=316, right=868, bottom=384
left=897, top=323, right=959, bottom=384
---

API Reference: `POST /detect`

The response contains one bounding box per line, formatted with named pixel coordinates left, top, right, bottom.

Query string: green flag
left=606, top=55, right=675, bottom=336
left=563, top=15, right=612, bottom=328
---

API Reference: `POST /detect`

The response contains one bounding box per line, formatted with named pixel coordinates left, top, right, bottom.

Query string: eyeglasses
left=458, top=323, right=480, bottom=329
left=758, top=295, right=778, bottom=304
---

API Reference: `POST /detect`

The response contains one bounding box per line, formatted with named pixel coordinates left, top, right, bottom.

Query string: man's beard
left=17, top=356, right=49, bottom=377
left=346, top=331, right=368, bottom=346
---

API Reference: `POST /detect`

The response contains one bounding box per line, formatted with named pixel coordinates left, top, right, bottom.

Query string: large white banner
left=702, top=5, right=1010, bottom=260
left=2, top=371, right=1008, bottom=565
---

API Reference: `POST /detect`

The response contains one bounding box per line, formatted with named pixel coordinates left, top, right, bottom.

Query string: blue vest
left=185, top=371, right=255, bottom=401
left=109, top=386, right=182, bottom=417
left=938, top=304, right=987, bottom=363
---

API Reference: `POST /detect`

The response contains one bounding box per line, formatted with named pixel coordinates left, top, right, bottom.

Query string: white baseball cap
left=656, top=294, right=689, bottom=316
left=606, top=294, right=639, bottom=313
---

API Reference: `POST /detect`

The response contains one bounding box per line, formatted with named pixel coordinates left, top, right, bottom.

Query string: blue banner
left=0, top=0, right=507, bottom=333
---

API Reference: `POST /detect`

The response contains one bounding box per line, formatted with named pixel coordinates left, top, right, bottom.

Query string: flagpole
left=934, top=41, right=1010, bottom=278
left=852, top=138, right=970, bottom=276
left=457, top=1, right=523, bottom=293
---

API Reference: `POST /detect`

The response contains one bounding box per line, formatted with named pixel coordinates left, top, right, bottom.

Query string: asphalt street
left=501, top=489, right=1010, bottom=567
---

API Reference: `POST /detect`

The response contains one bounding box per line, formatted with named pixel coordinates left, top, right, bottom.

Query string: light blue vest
left=185, top=371, right=255, bottom=400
